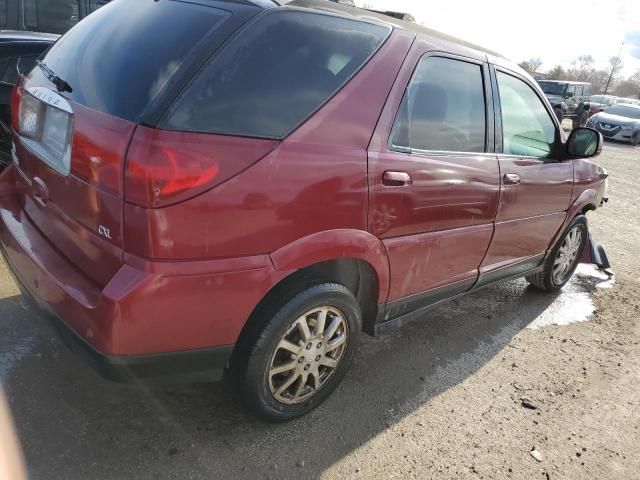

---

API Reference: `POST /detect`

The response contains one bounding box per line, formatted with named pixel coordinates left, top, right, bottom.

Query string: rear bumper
left=0, top=166, right=287, bottom=382
left=2, top=250, right=233, bottom=383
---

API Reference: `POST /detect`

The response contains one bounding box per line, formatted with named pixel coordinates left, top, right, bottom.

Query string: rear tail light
left=124, top=127, right=278, bottom=208
left=125, top=131, right=219, bottom=208
left=126, top=145, right=219, bottom=207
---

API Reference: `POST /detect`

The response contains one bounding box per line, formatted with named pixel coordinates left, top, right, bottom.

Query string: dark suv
left=538, top=80, right=592, bottom=128
left=0, top=0, right=607, bottom=421
left=0, top=31, right=58, bottom=170
left=0, top=0, right=109, bottom=34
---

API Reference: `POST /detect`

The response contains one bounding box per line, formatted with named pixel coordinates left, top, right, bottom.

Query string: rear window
left=161, top=10, right=390, bottom=139
left=27, top=0, right=230, bottom=121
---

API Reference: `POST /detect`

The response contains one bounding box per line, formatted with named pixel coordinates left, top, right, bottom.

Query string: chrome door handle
left=382, top=170, right=412, bottom=186
left=503, top=173, right=521, bottom=185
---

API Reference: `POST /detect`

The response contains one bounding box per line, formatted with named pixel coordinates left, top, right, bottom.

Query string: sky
left=355, top=0, right=640, bottom=76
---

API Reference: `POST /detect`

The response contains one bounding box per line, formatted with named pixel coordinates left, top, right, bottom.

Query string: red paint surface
left=481, top=157, right=574, bottom=271
left=0, top=26, right=609, bottom=361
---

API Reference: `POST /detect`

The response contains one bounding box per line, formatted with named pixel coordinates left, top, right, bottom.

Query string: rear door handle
left=382, top=171, right=412, bottom=186
left=503, top=173, right=521, bottom=185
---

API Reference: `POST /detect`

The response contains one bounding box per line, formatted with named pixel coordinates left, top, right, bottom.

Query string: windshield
left=26, top=0, right=231, bottom=121
left=538, top=81, right=566, bottom=96
left=605, top=105, right=640, bottom=119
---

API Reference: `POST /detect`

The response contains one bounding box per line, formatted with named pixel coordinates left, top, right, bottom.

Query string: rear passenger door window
left=390, top=56, right=487, bottom=153
left=162, top=11, right=390, bottom=139
left=497, top=72, right=556, bottom=158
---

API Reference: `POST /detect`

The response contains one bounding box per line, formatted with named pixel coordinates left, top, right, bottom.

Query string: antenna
left=602, top=41, right=624, bottom=98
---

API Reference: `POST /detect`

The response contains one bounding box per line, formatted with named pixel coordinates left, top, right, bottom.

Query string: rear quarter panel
left=124, top=30, right=414, bottom=263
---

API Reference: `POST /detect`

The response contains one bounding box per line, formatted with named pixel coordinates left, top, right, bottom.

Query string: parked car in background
left=0, top=0, right=608, bottom=422
left=538, top=80, right=592, bottom=127
left=587, top=104, right=640, bottom=145
left=589, top=94, right=618, bottom=115
left=0, top=31, right=57, bottom=170
left=616, top=97, right=640, bottom=107
left=0, top=0, right=109, bottom=34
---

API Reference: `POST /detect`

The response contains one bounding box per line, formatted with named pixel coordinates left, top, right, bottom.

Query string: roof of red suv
left=285, top=0, right=504, bottom=59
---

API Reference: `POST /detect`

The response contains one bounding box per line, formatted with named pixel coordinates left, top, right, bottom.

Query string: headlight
left=622, top=125, right=633, bottom=131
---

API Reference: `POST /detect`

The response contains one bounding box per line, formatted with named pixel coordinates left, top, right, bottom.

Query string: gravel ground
left=0, top=139, right=638, bottom=480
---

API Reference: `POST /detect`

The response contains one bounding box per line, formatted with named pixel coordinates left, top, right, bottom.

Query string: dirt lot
left=1, top=139, right=639, bottom=480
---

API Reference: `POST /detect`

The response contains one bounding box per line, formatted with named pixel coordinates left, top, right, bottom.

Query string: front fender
left=269, top=229, right=390, bottom=303
left=549, top=189, right=600, bottom=249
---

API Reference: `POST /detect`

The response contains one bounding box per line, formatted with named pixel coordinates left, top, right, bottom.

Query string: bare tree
left=546, top=65, right=566, bottom=80
left=614, top=70, right=640, bottom=98
left=590, top=69, right=611, bottom=94
left=518, top=58, right=543, bottom=74
left=568, top=55, right=595, bottom=82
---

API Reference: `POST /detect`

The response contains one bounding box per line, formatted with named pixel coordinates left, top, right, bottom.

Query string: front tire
left=526, top=215, right=588, bottom=291
left=572, top=110, right=589, bottom=129
left=236, top=283, right=361, bottom=422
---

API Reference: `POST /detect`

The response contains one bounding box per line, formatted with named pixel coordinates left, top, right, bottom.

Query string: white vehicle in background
left=587, top=104, right=640, bottom=145
left=616, top=97, right=640, bottom=107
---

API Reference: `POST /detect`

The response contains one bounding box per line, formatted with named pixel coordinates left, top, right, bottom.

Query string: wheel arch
left=226, top=231, right=390, bottom=376
left=548, top=189, right=598, bottom=249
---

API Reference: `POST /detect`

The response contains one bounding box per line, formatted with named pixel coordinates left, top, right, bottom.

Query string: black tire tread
left=236, top=282, right=361, bottom=422
left=526, top=215, right=588, bottom=292
left=525, top=270, right=547, bottom=291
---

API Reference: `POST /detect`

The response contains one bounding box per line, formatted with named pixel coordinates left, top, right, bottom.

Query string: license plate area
left=18, top=86, right=74, bottom=176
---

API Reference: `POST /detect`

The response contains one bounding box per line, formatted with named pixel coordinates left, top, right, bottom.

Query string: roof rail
left=365, top=9, right=416, bottom=22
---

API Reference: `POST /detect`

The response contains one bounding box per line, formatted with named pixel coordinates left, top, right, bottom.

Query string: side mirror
left=565, top=92, right=574, bottom=99
left=566, top=127, right=602, bottom=159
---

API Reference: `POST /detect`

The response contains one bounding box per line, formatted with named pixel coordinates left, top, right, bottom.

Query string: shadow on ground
left=0, top=273, right=603, bottom=480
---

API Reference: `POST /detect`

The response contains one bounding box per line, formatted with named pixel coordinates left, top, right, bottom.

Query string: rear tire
left=553, top=107, right=564, bottom=124
left=526, top=215, right=588, bottom=292
left=235, top=283, right=361, bottom=422
left=572, top=110, right=589, bottom=129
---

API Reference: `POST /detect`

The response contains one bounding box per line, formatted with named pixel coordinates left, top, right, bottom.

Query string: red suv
left=0, top=0, right=608, bottom=421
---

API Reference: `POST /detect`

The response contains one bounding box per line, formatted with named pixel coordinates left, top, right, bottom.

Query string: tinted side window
left=1, top=59, right=17, bottom=84
left=24, top=0, right=80, bottom=34
left=2, top=56, right=39, bottom=85
left=162, top=11, right=390, bottom=139
left=0, top=0, right=7, bottom=27
left=390, top=56, right=486, bottom=153
left=89, top=0, right=110, bottom=12
left=584, top=85, right=592, bottom=96
left=497, top=72, right=556, bottom=158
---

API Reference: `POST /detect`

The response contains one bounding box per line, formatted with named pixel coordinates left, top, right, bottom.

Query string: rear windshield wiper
left=36, top=60, right=73, bottom=93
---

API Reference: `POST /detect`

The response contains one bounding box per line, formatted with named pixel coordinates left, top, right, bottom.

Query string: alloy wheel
left=552, top=225, right=585, bottom=284
left=268, top=306, right=349, bottom=405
